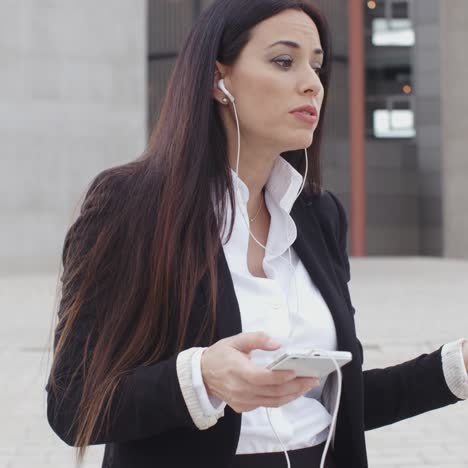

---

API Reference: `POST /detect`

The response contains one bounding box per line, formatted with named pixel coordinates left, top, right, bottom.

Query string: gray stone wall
left=412, top=0, right=443, bottom=256
left=440, top=1, right=468, bottom=259
left=0, top=1, right=147, bottom=273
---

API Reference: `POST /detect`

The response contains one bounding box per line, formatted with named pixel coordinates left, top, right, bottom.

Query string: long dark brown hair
left=47, top=0, right=332, bottom=463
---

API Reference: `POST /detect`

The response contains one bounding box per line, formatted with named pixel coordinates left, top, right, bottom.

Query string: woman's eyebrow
left=266, top=40, right=323, bottom=56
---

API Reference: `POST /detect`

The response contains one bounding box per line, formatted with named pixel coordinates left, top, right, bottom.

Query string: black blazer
left=46, top=172, right=463, bottom=468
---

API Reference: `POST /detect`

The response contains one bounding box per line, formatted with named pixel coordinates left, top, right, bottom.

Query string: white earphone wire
left=221, top=79, right=342, bottom=468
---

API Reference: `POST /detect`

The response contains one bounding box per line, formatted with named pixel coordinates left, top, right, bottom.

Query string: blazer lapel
left=208, top=194, right=362, bottom=459
left=291, top=196, right=365, bottom=454
left=213, top=195, right=356, bottom=355
left=290, top=196, right=356, bottom=354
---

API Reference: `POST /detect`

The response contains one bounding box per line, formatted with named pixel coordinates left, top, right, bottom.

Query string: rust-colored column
left=348, top=0, right=366, bottom=256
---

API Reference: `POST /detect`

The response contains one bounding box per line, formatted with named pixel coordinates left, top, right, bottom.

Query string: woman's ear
left=213, top=61, right=228, bottom=103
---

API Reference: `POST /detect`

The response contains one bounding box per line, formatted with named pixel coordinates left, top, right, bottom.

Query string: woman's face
left=215, top=8, right=325, bottom=154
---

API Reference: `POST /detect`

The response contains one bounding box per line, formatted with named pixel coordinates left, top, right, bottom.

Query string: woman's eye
left=274, top=58, right=293, bottom=69
left=274, top=58, right=324, bottom=75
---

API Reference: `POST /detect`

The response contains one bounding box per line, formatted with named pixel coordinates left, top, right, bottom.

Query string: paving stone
left=1, top=258, right=467, bottom=466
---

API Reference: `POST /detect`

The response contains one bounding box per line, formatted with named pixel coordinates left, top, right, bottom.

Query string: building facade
left=148, top=0, right=468, bottom=258
left=1, top=1, right=147, bottom=272
left=1, top=0, right=467, bottom=272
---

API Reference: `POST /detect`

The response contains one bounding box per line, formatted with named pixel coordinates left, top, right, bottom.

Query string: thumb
left=229, top=331, right=281, bottom=354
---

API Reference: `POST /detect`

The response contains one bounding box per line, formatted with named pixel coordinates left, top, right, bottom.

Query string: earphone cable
left=227, top=87, right=341, bottom=468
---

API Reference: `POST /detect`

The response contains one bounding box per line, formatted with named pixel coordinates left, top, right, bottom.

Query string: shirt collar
left=230, top=155, right=304, bottom=215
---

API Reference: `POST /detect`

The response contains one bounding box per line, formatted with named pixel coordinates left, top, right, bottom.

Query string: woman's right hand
left=200, top=331, right=321, bottom=413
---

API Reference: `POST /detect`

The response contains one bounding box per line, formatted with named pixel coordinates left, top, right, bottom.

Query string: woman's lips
left=290, top=111, right=318, bottom=125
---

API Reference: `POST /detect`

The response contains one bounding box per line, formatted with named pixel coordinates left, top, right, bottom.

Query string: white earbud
left=218, top=75, right=337, bottom=468
left=217, top=78, right=235, bottom=103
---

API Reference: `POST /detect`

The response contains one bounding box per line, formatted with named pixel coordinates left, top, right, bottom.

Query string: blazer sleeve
left=325, top=190, right=464, bottom=432
left=45, top=170, right=197, bottom=447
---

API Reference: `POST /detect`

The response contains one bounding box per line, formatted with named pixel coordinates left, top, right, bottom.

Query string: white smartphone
left=266, top=349, right=352, bottom=378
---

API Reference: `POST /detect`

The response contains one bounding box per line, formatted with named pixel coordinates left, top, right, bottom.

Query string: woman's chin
left=283, top=136, right=314, bottom=152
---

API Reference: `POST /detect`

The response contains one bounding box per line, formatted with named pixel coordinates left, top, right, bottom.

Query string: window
left=373, top=108, right=415, bottom=138
left=368, top=0, right=415, bottom=47
left=372, top=18, right=415, bottom=46
left=365, top=0, right=415, bottom=139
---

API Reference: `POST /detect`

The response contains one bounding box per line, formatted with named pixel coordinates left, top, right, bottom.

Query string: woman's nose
left=302, top=70, right=322, bottom=96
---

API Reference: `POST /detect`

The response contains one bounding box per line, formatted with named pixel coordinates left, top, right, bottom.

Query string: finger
left=255, top=378, right=320, bottom=398
left=228, top=331, right=281, bottom=354
left=241, top=363, right=297, bottom=386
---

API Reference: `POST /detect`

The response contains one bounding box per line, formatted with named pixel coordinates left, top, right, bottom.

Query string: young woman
left=45, top=1, right=468, bottom=467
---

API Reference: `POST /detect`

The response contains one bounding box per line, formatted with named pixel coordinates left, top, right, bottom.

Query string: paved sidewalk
left=0, top=257, right=467, bottom=467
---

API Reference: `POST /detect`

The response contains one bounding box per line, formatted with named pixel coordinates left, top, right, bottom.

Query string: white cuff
left=191, top=348, right=227, bottom=417
left=176, top=347, right=224, bottom=430
left=441, top=338, right=468, bottom=400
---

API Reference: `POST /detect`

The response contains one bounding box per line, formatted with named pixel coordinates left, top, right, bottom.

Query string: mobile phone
left=266, top=349, right=352, bottom=378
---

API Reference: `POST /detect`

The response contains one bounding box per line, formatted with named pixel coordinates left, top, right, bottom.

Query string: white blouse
left=176, top=156, right=468, bottom=454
